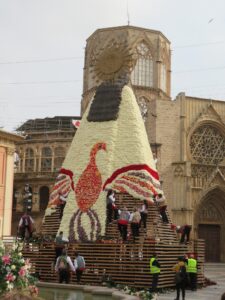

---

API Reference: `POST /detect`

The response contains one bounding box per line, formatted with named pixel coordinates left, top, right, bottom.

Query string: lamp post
left=23, top=184, right=32, bottom=212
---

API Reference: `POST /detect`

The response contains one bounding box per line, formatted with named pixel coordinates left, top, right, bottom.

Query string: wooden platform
left=23, top=193, right=205, bottom=289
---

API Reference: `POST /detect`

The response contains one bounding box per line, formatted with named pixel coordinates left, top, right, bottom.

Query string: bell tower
left=81, top=25, right=171, bottom=114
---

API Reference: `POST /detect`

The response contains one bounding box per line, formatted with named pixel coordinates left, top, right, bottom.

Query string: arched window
left=39, top=186, right=49, bottom=211
left=54, top=147, right=66, bottom=171
left=25, top=148, right=34, bottom=172
left=131, top=42, right=153, bottom=87
left=41, top=147, right=52, bottom=172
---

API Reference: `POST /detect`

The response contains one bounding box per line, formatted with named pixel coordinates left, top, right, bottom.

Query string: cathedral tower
left=81, top=25, right=171, bottom=118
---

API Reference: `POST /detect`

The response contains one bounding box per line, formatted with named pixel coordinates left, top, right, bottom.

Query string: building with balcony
left=0, top=129, right=24, bottom=238
left=12, top=116, right=80, bottom=234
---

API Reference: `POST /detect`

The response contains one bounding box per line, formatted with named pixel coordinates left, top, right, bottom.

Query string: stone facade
left=81, top=26, right=225, bottom=262
left=0, top=129, right=24, bottom=238
left=12, top=116, right=80, bottom=235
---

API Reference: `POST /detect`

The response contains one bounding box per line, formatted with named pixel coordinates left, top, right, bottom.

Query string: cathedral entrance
left=198, top=224, right=220, bottom=262
left=196, top=187, right=225, bottom=262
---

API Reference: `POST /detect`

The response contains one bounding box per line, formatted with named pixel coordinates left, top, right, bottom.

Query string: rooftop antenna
left=127, top=0, right=130, bottom=26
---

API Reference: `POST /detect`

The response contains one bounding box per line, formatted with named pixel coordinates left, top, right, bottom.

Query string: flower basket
left=0, top=240, right=43, bottom=299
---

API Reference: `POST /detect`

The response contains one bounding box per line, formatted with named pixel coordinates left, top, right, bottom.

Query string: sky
left=1, top=0, right=225, bottom=131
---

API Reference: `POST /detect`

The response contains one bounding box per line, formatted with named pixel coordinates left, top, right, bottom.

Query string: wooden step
left=23, top=192, right=205, bottom=289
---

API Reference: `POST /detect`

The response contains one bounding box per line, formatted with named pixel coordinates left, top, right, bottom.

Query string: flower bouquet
left=0, top=240, right=43, bottom=299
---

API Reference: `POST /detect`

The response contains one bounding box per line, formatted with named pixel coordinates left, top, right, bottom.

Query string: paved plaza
left=158, top=263, right=225, bottom=300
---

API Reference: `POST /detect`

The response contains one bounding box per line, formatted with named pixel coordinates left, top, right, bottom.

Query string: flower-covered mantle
left=46, top=84, right=162, bottom=242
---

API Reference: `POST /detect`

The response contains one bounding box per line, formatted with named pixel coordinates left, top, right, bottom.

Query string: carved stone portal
left=199, top=203, right=220, bottom=222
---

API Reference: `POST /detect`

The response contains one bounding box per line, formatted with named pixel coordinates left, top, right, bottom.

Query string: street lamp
left=23, top=184, right=32, bottom=212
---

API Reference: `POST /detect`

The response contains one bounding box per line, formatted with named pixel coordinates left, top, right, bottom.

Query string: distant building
left=0, top=129, right=24, bottom=238
left=12, top=116, right=80, bottom=234
left=81, top=25, right=225, bottom=262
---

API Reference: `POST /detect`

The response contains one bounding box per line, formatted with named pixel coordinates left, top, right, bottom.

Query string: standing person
left=130, top=207, right=141, bottom=242
left=149, top=253, right=161, bottom=294
left=180, top=225, right=192, bottom=244
left=140, top=200, right=148, bottom=230
left=154, top=194, right=169, bottom=223
left=55, top=248, right=75, bottom=284
left=221, top=293, right=225, bottom=300
left=18, top=212, right=34, bottom=240
left=74, top=252, right=86, bottom=284
left=173, top=256, right=187, bottom=300
left=59, top=193, right=68, bottom=219
left=117, top=207, right=130, bottom=242
left=106, top=190, right=118, bottom=223
left=187, top=254, right=197, bottom=291
left=54, top=231, right=65, bottom=263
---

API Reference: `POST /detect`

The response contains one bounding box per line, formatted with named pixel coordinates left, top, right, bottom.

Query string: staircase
left=105, top=193, right=177, bottom=244
left=21, top=192, right=205, bottom=289
left=41, top=207, right=61, bottom=236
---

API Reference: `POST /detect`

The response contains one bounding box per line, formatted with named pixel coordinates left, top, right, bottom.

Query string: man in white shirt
left=74, top=252, right=86, bottom=283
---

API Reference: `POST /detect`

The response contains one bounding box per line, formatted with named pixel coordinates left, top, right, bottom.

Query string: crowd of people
left=150, top=252, right=198, bottom=300
left=54, top=232, right=86, bottom=284
left=106, top=190, right=172, bottom=243
left=17, top=189, right=206, bottom=298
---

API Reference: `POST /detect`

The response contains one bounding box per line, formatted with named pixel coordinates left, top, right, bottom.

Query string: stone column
left=179, top=93, right=187, bottom=161
left=2, top=147, right=15, bottom=237
left=0, top=146, right=6, bottom=238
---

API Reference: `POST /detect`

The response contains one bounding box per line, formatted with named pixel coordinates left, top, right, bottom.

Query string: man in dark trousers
left=150, top=253, right=161, bottom=294
left=180, top=225, right=192, bottom=244
left=187, top=253, right=197, bottom=291
left=55, top=248, right=75, bottom=284
left=18, top=212, right=34, bottom=240
left=54, top=231, right=65, bottom=263
left=74, top=252, right=86, bottom=283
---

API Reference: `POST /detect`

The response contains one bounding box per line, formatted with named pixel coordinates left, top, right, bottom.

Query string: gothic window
left=160, top=64, right=167, bottom=92
left=137, top=97, right=148, bottom=122
left=54, top=146, right=66, bottom=171
left=131, top=42, right=153, bottom=87
left=41, top=147, right=52, bottom=172
left=190, top=125, right=225, bottom=164
left=25, top=148, right=34, bottom=172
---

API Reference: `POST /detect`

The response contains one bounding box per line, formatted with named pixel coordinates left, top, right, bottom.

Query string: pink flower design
left=2, top=255, right=11, bottom=265
left=18, top=267, right=26, bottom=277
left=25, top=258, right=31, bottom=269
left=5, top=273, right=15, bottom=282
left=29, top=285, right=39, bottom=296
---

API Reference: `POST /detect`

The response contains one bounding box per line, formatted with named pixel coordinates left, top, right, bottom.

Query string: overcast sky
left=1, top=0, right=225, bottom=131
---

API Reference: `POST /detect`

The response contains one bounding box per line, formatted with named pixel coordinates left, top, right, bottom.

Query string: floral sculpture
left=45, top=81, right=163, bottom=242
left=0, top=240, right=42, bottom=299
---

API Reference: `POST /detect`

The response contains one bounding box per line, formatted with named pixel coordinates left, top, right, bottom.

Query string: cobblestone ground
left=158, top=263, right=225, bottom=300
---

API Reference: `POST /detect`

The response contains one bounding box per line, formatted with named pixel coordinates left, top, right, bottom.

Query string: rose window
left=190, top=125, right=225, bottom=164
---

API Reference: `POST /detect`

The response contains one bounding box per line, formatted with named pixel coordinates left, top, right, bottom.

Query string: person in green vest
left=150, top=253, right=161, bottom=294
left=187, top=253, right=197, bottom=291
